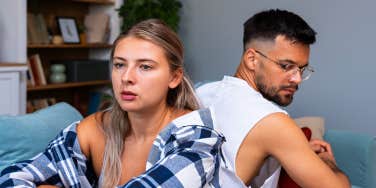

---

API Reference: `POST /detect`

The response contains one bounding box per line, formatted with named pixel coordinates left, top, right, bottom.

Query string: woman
left=0, top=19, right=224, bottom=187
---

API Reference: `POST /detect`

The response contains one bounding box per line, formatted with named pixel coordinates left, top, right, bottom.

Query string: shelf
left=0, top=64, right=27, bottom=72
left=28, top=43, right=112, bottom=49
left=72, top=0, right=115, bottom=5
left=0, top=63, right=27, bottom=67
left=27, top=80, right=111, bottom=91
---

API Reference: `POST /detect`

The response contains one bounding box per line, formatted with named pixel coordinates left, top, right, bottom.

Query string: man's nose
left=289, top=69, right=302, bottom=84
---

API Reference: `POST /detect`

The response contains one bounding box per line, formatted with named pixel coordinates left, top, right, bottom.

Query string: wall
left=179, top=0, right=376, bottom=134
left=0, top=0, right=26, bottom=63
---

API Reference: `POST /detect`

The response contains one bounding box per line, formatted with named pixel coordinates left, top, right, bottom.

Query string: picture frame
left=56, top=17, right=80, bottom=44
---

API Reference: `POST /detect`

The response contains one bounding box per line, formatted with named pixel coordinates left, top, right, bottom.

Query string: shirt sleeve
left=0, top=122, right=96, bottom=188
left=120, top=125, right=225, bottom=188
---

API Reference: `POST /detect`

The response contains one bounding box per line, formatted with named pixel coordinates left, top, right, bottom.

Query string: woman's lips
left=121, top=91, right=137, bottom=101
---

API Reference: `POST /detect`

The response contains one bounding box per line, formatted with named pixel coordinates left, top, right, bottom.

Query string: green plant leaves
left=117, top=0, right=182, bottom=32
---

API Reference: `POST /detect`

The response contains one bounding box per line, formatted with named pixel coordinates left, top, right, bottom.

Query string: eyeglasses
left=255, top=50, right=314, bottom=81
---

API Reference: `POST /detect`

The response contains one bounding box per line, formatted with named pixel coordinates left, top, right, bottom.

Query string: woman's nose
left=121, top=67, right=136, bottom=84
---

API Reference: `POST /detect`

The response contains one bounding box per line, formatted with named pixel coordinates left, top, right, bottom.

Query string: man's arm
left=309, top=139, right=351, bottom=185
left=245, top=112, right=350, bottom=188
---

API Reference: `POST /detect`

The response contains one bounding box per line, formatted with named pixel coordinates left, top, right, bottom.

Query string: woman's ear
left=243, top=48, right=257, bottom=70
left=169, top=68, right=183, bottom=89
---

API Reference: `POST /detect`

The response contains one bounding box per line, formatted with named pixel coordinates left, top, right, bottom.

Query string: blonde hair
left=100, top=19, right=199, bottom=187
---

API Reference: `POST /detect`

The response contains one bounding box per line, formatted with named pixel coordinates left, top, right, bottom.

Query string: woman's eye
left=140, top=64, right=152, bottom=70
left=113, top=63, right=124, bottom=69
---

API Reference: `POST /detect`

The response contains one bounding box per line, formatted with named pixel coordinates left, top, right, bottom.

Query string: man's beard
left=255, top=75, right=298, bottom=107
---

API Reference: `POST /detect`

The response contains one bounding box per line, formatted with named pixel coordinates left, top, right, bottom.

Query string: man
left=196, top=9, right=350, bottom=187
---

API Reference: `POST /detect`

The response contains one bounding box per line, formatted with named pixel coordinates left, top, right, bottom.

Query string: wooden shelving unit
left=72, top=0, right=115, bottom=5
left=27, top=80, right=111, bottom=91
left=28, top=43, right=112, bottom=49
left=27, top=0, right=114, bottom=114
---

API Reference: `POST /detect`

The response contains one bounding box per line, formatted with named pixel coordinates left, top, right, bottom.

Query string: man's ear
left=169, top=68, right=183, bottom=89
left=243, top=48, right=258, bottom=70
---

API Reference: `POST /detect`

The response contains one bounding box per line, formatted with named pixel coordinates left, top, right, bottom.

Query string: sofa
left=0, top=102, right=83, bottom=172
left=0, top=102, right=374, bottom=187
left=325, top=130, right=376, bottom=188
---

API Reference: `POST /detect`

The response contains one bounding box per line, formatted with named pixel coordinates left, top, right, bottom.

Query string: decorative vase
left=52, top=35, right=64, bottom=45
left=49, top=64, right=66, bottom=84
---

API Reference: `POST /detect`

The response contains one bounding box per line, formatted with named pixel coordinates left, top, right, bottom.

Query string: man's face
left=254, top=35, right=310, bottom=106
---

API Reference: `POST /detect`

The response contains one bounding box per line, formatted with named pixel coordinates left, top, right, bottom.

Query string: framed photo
left=56, top=17, right=80, bottom=44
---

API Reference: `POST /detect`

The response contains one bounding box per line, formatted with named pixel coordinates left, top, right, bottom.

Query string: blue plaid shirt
left=0, top=108, right=224, bottom=187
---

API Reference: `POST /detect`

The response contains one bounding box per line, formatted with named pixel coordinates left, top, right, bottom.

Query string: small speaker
left=52, top=59, right=110, bottom=82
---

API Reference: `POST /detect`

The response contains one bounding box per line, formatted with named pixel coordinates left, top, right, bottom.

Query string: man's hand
left=309, top=139, right=344, bottom=173
left=309, top=139, right=334, bottom=156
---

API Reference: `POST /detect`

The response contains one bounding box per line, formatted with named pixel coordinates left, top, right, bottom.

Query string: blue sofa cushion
left=325, top=130, right=376, bottom=188
left=0, top=102, right=83, bottom=171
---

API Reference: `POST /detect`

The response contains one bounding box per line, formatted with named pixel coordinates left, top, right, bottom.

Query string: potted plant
left=77, top=23, right=87, bottom=44
left=117, top=0, right=182, bottom=32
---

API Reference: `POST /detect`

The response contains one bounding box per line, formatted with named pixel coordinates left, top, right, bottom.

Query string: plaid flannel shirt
left=0, top=108, right=224, bottom=188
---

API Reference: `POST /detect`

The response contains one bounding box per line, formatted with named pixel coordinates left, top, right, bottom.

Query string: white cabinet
left=0, top=65, right=27, bottom=115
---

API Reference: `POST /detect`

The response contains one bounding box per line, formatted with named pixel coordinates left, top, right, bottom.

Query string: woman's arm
left=120, top=125, right=225, bottom=188
left=0, top=152, right=60, bottom=187
left=0, top=122, right=95, bottom=187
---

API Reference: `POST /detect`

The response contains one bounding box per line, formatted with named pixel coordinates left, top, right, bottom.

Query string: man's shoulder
left=198, top=81, right=286, bottom=114
left=195, top=76, right=244, bottom=92
left=248, top=112, right=301, bottom=145
left=195, top=80, right=221, bottom=95
left=196, top=76, right=258, bottom=106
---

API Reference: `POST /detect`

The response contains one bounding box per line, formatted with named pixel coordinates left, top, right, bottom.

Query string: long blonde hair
left=100, top=19, right=199, bottom=187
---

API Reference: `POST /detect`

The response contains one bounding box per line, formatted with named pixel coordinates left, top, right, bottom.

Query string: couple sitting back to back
left=0, top=9, right=350, bottom=188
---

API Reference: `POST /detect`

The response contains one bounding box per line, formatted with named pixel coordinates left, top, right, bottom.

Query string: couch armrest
left=324, top=130, right=376, bottom=188
left=0, top=102, right=83, bottom=171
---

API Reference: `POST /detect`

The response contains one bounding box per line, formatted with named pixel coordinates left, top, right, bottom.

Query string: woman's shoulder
left=77, top=112, right=106, bottom=131
left=160, top=107, right=222, bottom=142
left=159, top=108, right=224, bottom=152
left=171, top=107, right=214, bottom=129
left=77, top=111, right=107, bottom=158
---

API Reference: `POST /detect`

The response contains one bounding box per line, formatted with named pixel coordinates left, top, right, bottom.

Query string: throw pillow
left=294, top=116, right=325, bottom=140
left=0, top=102, right=83, bottom=171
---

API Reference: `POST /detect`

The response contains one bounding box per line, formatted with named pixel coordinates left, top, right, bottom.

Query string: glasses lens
left=301, top=71, right=310, bottom=81
left=301, top=66, right=314, bottom=81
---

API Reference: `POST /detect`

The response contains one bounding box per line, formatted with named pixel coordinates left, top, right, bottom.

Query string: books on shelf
left=27, top=13, right=50, bottom=44
left=28, top=54, right=47, bottom=86
left=27, top=13, right=38, bottom=44
left=26, top=59, right=35, bottom=87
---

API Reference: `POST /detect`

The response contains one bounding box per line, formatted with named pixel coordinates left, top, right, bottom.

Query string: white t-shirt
left=196, top=76, right=287, bottom=188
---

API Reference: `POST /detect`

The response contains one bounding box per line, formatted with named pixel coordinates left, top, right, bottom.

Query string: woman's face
left=111, top=37, right=182, bottom=113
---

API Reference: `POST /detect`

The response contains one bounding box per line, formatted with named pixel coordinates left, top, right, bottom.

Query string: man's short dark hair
left=243, top=9, right=316, bottom=51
